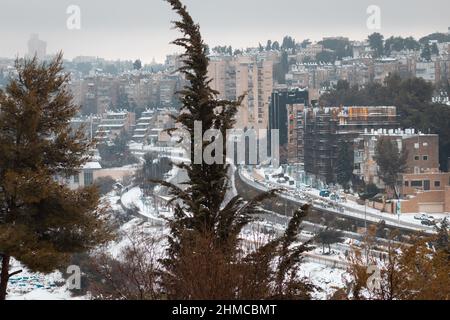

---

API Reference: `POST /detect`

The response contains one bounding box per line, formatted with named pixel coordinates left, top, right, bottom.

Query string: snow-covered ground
left=6, top=161, right=354, bottom=300
left=121, top=187, right=173, bottom=222
left=6, top=258, right=81, bottom=300
left=300, top=262, right=346, bottom=300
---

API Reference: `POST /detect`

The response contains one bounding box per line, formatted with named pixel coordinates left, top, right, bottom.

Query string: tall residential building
left=27, top=34, right=47, bottom=60
left=208, top=55, right=274, bottom=131
left=268, top=86, right=309, bottom=164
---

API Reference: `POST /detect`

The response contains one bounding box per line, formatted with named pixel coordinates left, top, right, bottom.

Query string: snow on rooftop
left=362, top=128, right=435, bottom=137
left=83, top=161, right=102, bottom=170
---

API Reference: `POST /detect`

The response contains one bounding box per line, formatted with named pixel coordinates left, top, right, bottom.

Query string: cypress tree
left=160, top=0, right=314, bottom=299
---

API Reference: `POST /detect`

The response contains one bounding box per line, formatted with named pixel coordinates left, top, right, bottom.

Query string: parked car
left=414, top=214, right=428, bottom=221
left=421, top=219, right=435, bottom=226
left=319, top=190, right=331, bottom=197
left=330, top=193, right=341, bottom=201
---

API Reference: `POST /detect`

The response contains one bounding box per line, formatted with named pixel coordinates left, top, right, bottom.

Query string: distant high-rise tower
left=27, top=34, right=47, bottom=60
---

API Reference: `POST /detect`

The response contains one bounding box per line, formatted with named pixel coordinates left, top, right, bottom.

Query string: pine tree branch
left=8, top=270, right=22, bottom=278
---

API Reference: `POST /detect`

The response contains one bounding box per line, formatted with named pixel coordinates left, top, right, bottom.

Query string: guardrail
left=303, top=252, right=348, bottom=270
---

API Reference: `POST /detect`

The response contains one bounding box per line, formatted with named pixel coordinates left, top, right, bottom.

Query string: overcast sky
left=0, top=0, right=449, bottom=63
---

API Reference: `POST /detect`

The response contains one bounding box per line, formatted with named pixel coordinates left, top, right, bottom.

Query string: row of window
left=414, top=155, right=428, bottom=161
left=404, top=180, right=441, bottom=188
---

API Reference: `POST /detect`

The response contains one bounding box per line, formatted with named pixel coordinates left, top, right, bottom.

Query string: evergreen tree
left=374, top=137, right=408, bottom=199
left=431, top=43, right=439, bottom=56
left=159, top=0, right=315, bottom=299
left=319, top=38, right=352, bottom=60
left=434, top=218, right=449, bottom=256
left=97, top=130, right=138, bottom=168
left=135, top=152, right=172, bottom=196
left=272, top=41, right=280, bottom=51
left=336, top=141, right=354, bottom=191
left=0, top=54, right=112, bottom=300
left=368, top=32, right=384, bottom=57
left=404, top=36, right=420, bottom=51
left=227, top=46, right=233, bottom=56
left=281, top=36, right=295, bottom=50
left=316, top=227, right=344, bottom=254
left=133, top=59, right=142, bottom=70
left=421, top=43, right=432, bottom=61
left=258, top=43, right=264, bottom=52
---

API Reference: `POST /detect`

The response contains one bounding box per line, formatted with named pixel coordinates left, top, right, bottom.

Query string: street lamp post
left=364, top=200, right=367, bottom=232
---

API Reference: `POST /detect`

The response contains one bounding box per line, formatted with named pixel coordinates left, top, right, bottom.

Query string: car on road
left=330, top=193, right=341, bottom=202
left=319, top=190, right=331, bottom=197
left=414, top=214, right=430, bottom=221
left=421, top=219, right=435, bottom=226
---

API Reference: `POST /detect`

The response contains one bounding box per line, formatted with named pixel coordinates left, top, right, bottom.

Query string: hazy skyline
left=1, top=0, right=449, bottom=63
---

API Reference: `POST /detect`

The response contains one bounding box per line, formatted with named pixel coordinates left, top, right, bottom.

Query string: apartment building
left=303, top=106, right=398, bottom=183
left=373, top=58, right=400, bottom=83
left=353, top=128, right=450, bottom=213
left=132, top=109, right=155, bottom=143
left=354, top=129, right=440, bottom=187
left=415, top=61, right=438, bottom=83
left=95, top=110, right=135, bottom=143
left=70, top=115, right=102, bottom=141
left=268, top=86, right=309, bottom=164
left=208, top=54, right=274, bottom=131
left=27, top=34, right=47, bottom=60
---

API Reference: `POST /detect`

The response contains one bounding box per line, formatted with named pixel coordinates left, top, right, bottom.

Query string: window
left=404, top=181, right=409, bottom=187
left=423, top=142, right=428, bottom=147
left=414, top=143, right=419, bottom=149
left=74, top=174, right=79, bottom=184
left=414, top=156, right=420, bottom=161
left=411, top=180, right=423, bottom=187
left=423, top=155, right=428, bottom=161
left=434, top=181, right=441, bottom=187
left=84, top=171, right=94, bottom=186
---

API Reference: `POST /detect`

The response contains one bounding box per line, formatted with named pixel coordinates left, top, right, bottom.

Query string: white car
left=414, top=214, right=428, bottom=221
